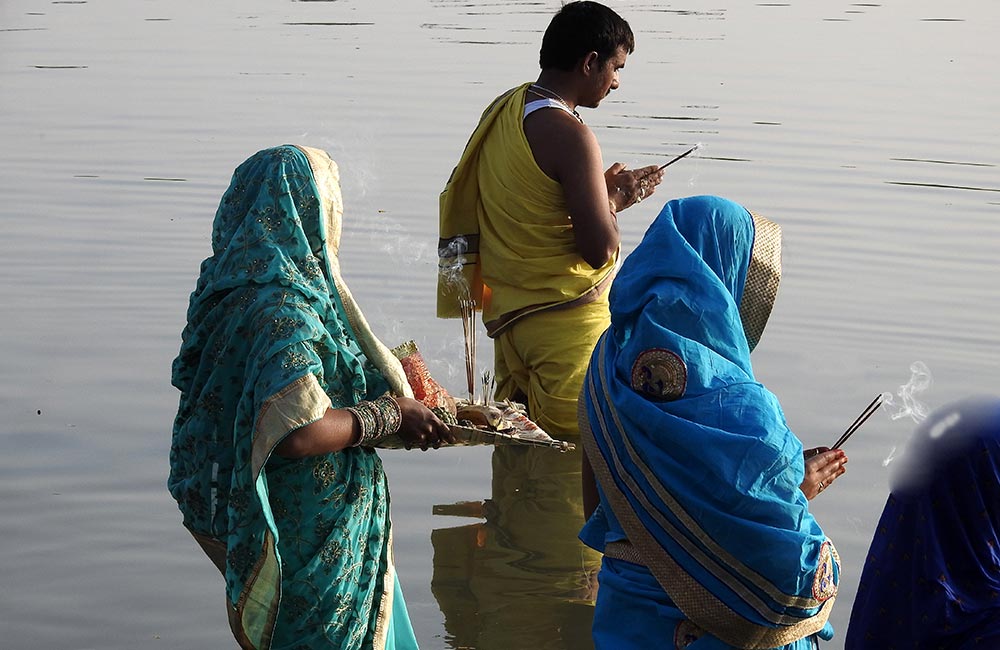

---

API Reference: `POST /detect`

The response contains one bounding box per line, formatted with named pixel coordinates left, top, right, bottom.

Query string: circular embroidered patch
left=631, top=348, right=687, bottom=401
left=674, top=619, right=704, bottom=648
left=812, top=540, right=839, bottom=601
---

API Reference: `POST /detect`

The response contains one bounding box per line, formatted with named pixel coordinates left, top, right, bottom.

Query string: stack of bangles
left=346, top=394, right=402, bottom=447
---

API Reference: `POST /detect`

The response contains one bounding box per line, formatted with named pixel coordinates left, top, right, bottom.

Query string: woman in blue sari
left=846, top=396, right=1000, bottom=649
left=579, top=195, right=848, bottom=648
left=169, top=145, right=453, bottom=649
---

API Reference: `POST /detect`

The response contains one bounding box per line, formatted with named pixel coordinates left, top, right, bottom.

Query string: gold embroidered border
left=231, top=529, right=281, bottom=650
left=295, top=144, right=343, bottom=260
left=372, top=531, right=396, bottom=650
left=252, top=373, right=332, bottom=481
left=740, top=213, right=782, bottom=351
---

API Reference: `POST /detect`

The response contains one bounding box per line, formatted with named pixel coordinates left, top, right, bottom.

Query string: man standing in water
left=433, top=4, right=664, bottom=647
left=437, top=0, right=663, bottom=442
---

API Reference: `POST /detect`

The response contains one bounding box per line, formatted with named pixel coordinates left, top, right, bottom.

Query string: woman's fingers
left=803, top=446, right=829, bottom=460
left=400, top=398, right=458, bottom=450
left=395, top=396, right=463, bottom=450
left=802, top=449, right=848, bottom=498
left=434, top=420, right=457, bottom=448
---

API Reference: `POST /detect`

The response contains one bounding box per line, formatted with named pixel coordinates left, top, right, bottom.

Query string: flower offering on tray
left=451, top=399, right=575, bottom=451
left=388, top=341, right=575, bottom=452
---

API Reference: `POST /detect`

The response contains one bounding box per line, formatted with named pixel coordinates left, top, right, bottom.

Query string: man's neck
left=532, top=72, right=581, bottom=111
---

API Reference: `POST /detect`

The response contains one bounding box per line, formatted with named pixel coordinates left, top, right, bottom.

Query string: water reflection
left=431, top=446, right=599, bottom=650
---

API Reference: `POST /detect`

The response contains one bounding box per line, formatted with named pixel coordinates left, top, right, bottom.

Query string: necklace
left=529, top=83, right=583, bottom=123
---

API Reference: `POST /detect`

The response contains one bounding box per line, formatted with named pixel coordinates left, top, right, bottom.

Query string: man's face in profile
left=581, top=46, right=628, bottom=109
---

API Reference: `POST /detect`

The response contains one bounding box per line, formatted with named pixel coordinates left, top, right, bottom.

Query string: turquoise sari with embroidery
left=579, top=196, right=839, bottom=649
left=169, top=145, right=418, bottom=650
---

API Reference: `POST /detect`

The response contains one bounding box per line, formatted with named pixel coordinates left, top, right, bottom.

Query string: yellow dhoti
left=493, top=299, right=610, bottom=439
left=433, top=85, right=613, bottom=645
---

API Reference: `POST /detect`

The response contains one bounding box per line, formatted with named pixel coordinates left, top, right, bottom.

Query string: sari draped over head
left=846, top=396, right=1000, bottom=650
left=437, top=82, right=617, bottom=337
left=580, top=196, right=839, bottom=648
left=169, top=145, right=414, bottom=650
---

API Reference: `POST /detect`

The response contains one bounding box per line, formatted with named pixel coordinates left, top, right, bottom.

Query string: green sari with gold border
left=170, top=145, right=417, bottom=649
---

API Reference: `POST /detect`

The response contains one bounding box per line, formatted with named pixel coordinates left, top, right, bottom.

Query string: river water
left=1, top=1, right=997, bottom=648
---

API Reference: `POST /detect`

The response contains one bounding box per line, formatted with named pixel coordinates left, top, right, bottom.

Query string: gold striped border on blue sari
left=581, top=333, right=834, bottom=648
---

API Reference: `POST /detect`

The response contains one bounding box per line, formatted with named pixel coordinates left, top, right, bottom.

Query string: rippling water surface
left=1, top=1, right=997, bottom=648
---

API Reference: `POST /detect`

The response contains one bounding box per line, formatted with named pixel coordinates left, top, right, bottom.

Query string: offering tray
left=447, top=399, right=575, bottom=452
left=373, top=399, right=574, bottom=452
left=385, top=340, right=574, bottom=452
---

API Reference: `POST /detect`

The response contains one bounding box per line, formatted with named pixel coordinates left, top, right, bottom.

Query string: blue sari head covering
left=169, top=145, right=412, bottom=649
left=846, top=396, right=1000, bottom=649
left=581, top=196, right=839, bottom=648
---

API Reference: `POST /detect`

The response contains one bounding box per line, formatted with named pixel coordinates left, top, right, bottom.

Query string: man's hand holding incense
left=606, top=163, right=664, bottom=212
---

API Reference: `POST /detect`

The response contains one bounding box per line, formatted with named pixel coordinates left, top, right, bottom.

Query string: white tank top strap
left=523, top=98, right=577, bottom=120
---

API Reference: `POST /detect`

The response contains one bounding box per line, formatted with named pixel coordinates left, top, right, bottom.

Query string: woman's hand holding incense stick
left=801, top=447, right=848, bottom=500
left=799, top=395, right=882, bottom=498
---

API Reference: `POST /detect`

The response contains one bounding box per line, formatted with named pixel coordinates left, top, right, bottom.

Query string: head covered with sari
left=169, top=145, right=413, bottom=649
left=846, top=396, right=1000, bottom=649
left=581, top=195, right=839, bottom=648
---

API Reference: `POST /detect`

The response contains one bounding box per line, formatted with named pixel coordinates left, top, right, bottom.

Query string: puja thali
left=447, top=399, right=575, bottom=451
left=383, top=340, right=575, bottom=452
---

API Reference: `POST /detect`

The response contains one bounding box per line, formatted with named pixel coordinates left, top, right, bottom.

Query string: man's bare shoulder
left=523, top=107, right=594, bottom=145
left=523, top=109, right=599, bottom=181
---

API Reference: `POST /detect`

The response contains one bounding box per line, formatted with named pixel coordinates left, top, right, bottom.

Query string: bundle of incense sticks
left=482, top=369, right=496, bottom=406
left=459, top=297, right=477, bottom=402
left=833, top=394, right=884, bottom=449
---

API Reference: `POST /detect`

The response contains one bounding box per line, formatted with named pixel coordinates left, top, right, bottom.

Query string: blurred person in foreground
left=846, top=396, right=1000, bottom=649
left=580, top=195, right=848, bottom=648
left=169, top=145, right=453, bottom=650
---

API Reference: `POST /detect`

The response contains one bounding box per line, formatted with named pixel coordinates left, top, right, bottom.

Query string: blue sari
left=846, top=396, right=1000, bottom=649
left=580, top=196, right=838, bottom=649
left=169, top=145, right=418, bottom=649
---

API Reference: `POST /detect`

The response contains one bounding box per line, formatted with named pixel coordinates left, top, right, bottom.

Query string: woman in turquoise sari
left=169, top=145, right=453, bottom=649
left=579, top=195, right=848, bottom=649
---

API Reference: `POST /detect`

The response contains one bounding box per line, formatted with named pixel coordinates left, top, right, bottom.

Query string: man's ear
left=581, top=51, right=600, bottom=76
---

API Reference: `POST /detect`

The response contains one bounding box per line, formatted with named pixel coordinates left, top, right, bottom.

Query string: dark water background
left=1, top=1, right=997, bottom=647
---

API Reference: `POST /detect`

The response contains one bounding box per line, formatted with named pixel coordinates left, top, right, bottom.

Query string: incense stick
left=459, top=298, right=477, bottom=402
left=482, top=370, right=496, bottom=406
left=658, top=144, right=701, bottom=171
left=832, top=394, right=883, bottom=449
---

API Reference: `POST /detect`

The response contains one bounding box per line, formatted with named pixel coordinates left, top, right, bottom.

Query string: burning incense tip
left=658, top=143, right=704, bottom=171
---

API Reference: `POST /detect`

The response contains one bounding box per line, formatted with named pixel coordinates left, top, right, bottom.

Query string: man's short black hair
left=539, top=1, right=635, bottom=71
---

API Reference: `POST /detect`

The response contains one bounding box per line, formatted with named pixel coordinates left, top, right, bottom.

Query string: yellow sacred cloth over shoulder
left=438, top=83, right=618, bottom=337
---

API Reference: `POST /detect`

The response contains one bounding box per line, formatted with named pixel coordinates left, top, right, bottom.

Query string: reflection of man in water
left=432, top=449, right=597, bottom=649
left=433, top=3, right=661, bottom=647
